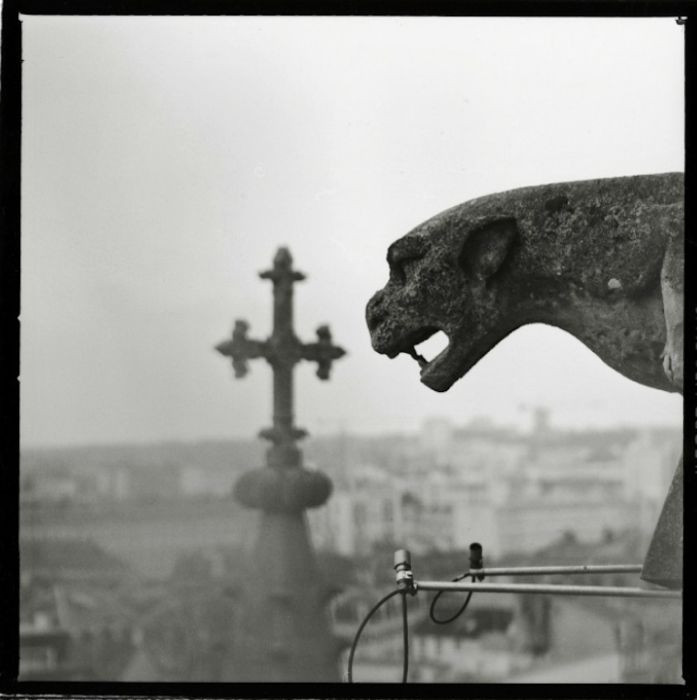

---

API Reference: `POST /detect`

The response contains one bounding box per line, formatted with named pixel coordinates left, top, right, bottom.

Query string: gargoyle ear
left=458, top=217, right=519, bottom=280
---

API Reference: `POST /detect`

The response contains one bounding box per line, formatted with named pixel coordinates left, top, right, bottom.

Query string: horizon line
left=20, top=419, right=683, bottom=453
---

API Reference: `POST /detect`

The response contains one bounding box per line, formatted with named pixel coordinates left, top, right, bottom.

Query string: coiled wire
left=429, top=573, right=476, bottom=624
left=347, top=570, right=478, bottom=681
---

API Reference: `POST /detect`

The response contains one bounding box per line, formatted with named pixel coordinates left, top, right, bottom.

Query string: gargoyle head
left=366, top=205, right=520, bottom=392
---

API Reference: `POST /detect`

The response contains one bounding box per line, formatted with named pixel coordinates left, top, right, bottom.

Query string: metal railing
left=346, top=545, right=682, bottom=682
left=415, top=580, right=680, bottom=599
left=447, top=563, right=643, bottom=577
left=394, top=548, right=681, bottom=600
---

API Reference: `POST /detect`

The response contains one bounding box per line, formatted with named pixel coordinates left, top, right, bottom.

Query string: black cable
left=429, top=573, right=476, bottom=625
left=400, top=590, right=409, bottom=683
left=347, top=588, right=408, bottom=683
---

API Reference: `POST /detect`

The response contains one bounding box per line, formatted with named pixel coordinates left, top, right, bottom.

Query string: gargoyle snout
left=366, top=291, right=386, bottom=332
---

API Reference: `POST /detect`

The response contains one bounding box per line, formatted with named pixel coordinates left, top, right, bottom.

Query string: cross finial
left=259, top=246, right=306, bottom=284
left=216, top=247, right=346, bottom=449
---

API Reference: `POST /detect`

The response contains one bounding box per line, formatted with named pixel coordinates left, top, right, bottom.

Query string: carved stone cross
left=216, top=247, right=346, bottom=507
left=216, top=247, right=345, bottom=448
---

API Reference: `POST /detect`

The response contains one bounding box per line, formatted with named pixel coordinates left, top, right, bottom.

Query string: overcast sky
left=20, top=16, right=684, bottom=448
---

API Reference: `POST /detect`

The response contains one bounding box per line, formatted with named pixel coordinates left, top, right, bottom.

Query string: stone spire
left=215, top=247, right=346, bottom=681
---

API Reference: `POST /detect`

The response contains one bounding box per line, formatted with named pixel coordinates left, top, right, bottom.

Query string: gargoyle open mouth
left=387, top=325, right=457, bottom=392
left=386, top=326, right=439, bottom=360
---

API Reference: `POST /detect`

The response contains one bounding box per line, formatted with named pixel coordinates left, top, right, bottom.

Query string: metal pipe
left=415, top=580, right=681, bottom=599
left=454, top=564, right=643, bottom=577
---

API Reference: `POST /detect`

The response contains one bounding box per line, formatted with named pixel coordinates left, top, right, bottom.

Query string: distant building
left=411, top=592, right=530, bottom=681
left=420, top=417, right=455, bottom=466
left=309, top=417, right=680, bottom=559
left=19, top=622, right=78, bottom=680
left=94, top=466, right=130, bottom=500
left=178, top=464, right=236, bottom=497
left=21, top=500, right=251, bottom=579
left=620, top=428, right=681, bottom=552
left=21, top=469, right=80, bottom=503
left=19, top=541, right=138, bottom=680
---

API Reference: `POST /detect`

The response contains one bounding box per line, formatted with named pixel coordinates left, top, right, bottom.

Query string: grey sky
left=21, top=17, right=684, bottom=447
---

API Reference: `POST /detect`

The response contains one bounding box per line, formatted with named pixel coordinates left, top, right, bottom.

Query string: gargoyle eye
left=388, top=252, right=421, bottom=283
left=387, top=239, right=425, bottom=282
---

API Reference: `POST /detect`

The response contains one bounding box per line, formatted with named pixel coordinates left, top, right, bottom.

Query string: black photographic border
left=1, top=2, right=693, bottom=698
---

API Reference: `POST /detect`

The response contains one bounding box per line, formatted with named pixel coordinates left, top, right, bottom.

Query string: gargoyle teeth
left=408, top=346, right=428, bottom=368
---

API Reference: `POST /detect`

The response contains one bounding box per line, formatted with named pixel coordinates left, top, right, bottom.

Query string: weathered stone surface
left=366, top=173, right=684, bottom=588
left=642, top=457, right=683, bottom=589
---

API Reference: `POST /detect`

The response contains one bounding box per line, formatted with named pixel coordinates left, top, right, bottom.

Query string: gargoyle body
left=366, top=172, right=683, bottom=588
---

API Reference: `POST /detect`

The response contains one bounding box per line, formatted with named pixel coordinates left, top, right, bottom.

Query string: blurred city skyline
left=20, top=405, right=682, bottom=452
left=20, top=16, right=684, bottom=448
left=20, top=408, right=681, bottom=681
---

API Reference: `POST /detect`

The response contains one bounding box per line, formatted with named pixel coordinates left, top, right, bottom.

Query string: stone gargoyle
left=366, top=172, right=683, bottom=589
